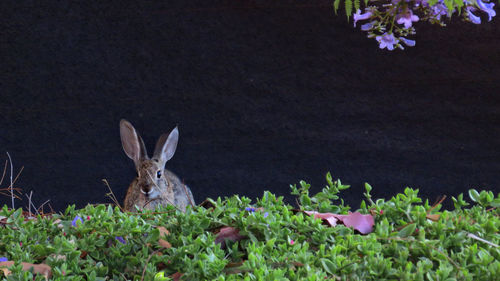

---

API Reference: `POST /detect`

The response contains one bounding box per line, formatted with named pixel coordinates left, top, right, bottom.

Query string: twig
left=182, top=179, right=195, bottom=207
left=25, top=191, right=41, bottom=217
left=102, top=179, right=125, bottom=213
left=0, top=188, right=22, bottom=199
left=429, top=195, right=446, bottom=213
left=26, top=191, right=33, bottom=217
left=146, top=171, right=184, bottom=212
left=140, top=248, right=162, bottom=281
left=48, top=203, right=55, bottom=215
left=37, top=200, right=51, bottom=215
left=11, top=166, right=24, bottom=187
left=467, top=232, right=499, bottom=248
left=295, top=198, right=303, bottom=210
left=6, top=152, right=14, bottom=209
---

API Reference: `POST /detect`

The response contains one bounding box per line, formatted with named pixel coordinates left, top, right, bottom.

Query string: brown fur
left=120, top=119, right=194, bottom=212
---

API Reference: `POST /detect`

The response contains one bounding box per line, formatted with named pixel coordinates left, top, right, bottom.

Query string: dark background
left=1, top=0, right=499, bottom=212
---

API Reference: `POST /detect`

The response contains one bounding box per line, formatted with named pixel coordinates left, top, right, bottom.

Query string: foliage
left=0, top=173, right=499, bottom=280
left=332, top=0, right=498, bottom=50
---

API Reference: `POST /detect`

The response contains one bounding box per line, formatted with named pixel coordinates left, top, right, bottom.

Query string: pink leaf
left=304, top=211, right=374, bottom=234
left=334, top=212, right=374, bottom=234
left=304, top=211, right=339, bottom=226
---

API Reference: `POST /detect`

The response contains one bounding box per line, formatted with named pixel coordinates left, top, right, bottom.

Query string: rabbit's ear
left=120, top=119, right=148, bottom=166
left=153, top=126, right=179, bottom=164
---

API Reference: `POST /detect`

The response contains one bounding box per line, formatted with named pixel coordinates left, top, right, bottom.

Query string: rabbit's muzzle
left=138, top=180, right=160, bottom=199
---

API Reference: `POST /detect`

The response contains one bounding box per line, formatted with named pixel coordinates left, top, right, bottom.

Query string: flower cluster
left=348, top=0, right=496, bottom=50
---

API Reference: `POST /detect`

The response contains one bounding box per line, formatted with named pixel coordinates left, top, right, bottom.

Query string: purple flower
left=0, top=257, right=7, bottom=262
left=397, top=10, right=419, bottom=28
left=400, top=37, right=416, bottom=47
left=245, top=207, right=256, bottom=212
left=361, top=22, right=374, bottom=31
left=353, top=9, right=373, bottom=27
left=431, top=3, right=449, bottom=20
left=263, top=212, right=269, bottom=218
left=467, top=8, right=482, bottom=24
left=115, top=236, right=126, bottom=244
left=376, top=33, right=397, bottom=50
left=476, top=0, right=496, bottom=21
left=71, top=216, right=83, bottom=227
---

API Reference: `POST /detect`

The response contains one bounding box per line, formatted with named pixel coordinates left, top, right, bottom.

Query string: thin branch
left=11, top=166, right=24, bottom=187
left=37, top=200, right=51, bottom=215
left=182, top=179, right=195, bottom=207
left=429, top=195, right=446, bottom=213
left=102, top=179, right=125, bottom=213
left=48, top=203, right=55, bottom=215
left=25, top=191, right=41, bottom=217
left=146, top=171, right=183, bottom=212
left=467, top=232, right=499, bottom=248
left=0, top=189, right=22, bottom=199
left=26, top=191, right=33, bottom=217
left=6, top=152, right=14, bottom=209
left=140, top=248, right=162, bottom=281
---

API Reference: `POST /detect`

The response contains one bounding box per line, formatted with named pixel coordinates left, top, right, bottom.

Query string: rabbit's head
left=120, top=119, right=179, bottom=200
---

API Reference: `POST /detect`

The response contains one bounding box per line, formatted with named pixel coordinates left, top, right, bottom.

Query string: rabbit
left=120, top=119, right=194, bottom=212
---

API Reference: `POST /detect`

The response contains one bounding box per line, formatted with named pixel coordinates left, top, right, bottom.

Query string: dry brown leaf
left=80, top=251, right=88, bottom=259
left=170, top=272, right=183, bottom=281
left=0, top=261, right=52, bottom=280
left=159, top=238, right=172, bottom=248
left=157, top=226, right=172, bottom=248
left=214, top=227, right=246, bottom=248
left=426, top=214, right=440, bottom=221
left=157, top=226, right=169, bottom=237
left=0, top=267, right=10, bottom=276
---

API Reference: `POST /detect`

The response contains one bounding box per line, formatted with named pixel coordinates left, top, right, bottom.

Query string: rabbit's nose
left=140, top=186, right=152, bottom=195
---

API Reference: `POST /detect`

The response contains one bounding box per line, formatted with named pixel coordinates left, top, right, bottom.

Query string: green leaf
left=365, top=183, right=372, bottom=193
left=354, top=0, right=360, bottom=13
left=326, top=172, right=334, bottom=188
left=333, top=0, right=341, bottom=14
left=491, top=198, right=500, bottom=208
left=454, top=0, right=464, bottom=15
left=107, top=204, right=114, bottom=217
left=444, top=0, right=455, bottom=14
left=469, top=189, right=480, bottom=202
left=398, top=223, right=417, bottom=238
left=321, top=258, right=337, bottom=275
left=345, top=0, right=353, bottom=20
left=7, top=208, right=22, bottom=223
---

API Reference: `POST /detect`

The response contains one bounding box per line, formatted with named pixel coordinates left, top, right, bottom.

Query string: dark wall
left=1, top=0, right=499, bottom=212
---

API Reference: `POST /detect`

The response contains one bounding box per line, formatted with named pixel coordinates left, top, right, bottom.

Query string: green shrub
left=0, top=173, right=498, bottom=280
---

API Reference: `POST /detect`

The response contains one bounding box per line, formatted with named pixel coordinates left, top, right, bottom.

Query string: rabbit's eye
left=156, top=170, right=162, bottom=178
